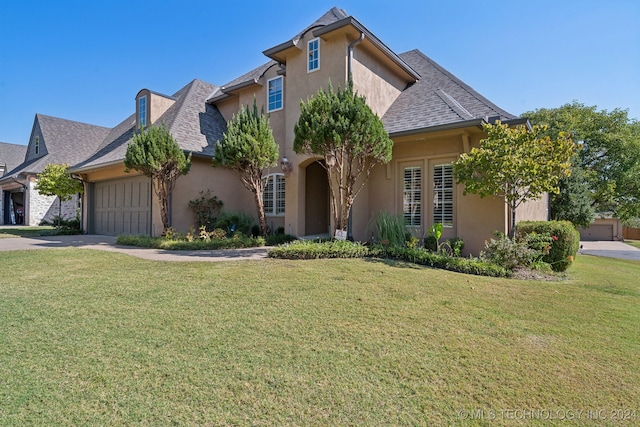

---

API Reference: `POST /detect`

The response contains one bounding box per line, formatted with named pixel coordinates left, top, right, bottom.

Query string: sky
left=1, top=0, right=639, bottom=145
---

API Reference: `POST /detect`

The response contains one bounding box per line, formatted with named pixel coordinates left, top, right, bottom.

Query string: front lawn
left=0, top=250, right=638, bottom=425
left=0, top=226, right=56, bottom=238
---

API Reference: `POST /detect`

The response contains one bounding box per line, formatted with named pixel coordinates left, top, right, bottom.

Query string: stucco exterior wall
left=170, top=156, right=256, bottom=233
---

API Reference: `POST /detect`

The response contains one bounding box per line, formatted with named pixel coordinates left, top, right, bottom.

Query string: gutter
left=389, top=117, right=531, bottom=139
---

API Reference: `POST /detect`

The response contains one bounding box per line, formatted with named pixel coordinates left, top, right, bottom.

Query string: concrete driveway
left=579, top=241, right=640, bottom=261
left=0, top=234, right=269, bottom=262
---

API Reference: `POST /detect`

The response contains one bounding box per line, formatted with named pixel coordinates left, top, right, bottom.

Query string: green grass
left=625, top=239, right=640, bottom=249
left=0, top=250, right=638, bottom=425
left=0, top=226, right=56, bottom=238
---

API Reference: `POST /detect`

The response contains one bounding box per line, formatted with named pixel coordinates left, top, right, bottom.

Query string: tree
left=124, top=124, right=191, bottom=235
left=35, top=163, right=84, bottom=228
left=294, top=83, right=393, bottom=233
left=213, top=100, right=278, bottom=236
left=525, top=102, right=640, bottom=221
left=453, top=121, right=575, bottom=238
left=548, top=155, right=595, bottom=228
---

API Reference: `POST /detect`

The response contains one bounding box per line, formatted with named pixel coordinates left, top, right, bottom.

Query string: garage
left=92, top=176, right=151, bottom=236
left=578, top=224, right=614, bottom=241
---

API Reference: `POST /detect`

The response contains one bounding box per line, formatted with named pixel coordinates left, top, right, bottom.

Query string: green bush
left=116, top=234, right=265, bottom=250
left=516, top=221, right=580, bottom=272
left=481, top=234, right=539, bottom=270
left=188, top=190, right=224, bottom=230
left=214, top=211, right=255, bottom=236
left=268, top=240, right=369, bottom=260
left=265, top=234, right=297, bottom=246
left=372, top=246, right=510, bottom=277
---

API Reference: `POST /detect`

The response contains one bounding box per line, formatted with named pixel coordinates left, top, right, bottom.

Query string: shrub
left=214, top=211, right=255, bottom=236
left=448, top=237, right=465, bottom=257
left=116, top=234, right=265, bottom=250
left=516, top=221, right=580, bottom=272
left=481, top=234, right=538, bottom=270
left=372, top=246, right=510, bottom=278
left=368, top=212, right=407, bottom=247
left=189, top=190, right=224, bottom=230
left=268, top=240, right=369, bottom=260
left=265, top=234, right=297, bottom=246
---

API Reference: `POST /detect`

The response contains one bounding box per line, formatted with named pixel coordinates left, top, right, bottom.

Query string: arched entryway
left=304, top=160, right=330, bottom=236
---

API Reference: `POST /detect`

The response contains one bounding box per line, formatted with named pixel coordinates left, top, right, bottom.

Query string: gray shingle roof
left=73, top=79, right=226, bottom=171
left=2, top=115, right=111, bottom=179
left=382, top=49, right=518, bottom=135
left=0, top=142, right=28, bottom=175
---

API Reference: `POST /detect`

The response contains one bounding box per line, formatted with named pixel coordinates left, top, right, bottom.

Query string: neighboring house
left=0, top=117, right=110, bottom=226
left=0, top=142, right=28, bottom=224
left=578, top=214, right=622, bottom=241
left=2, top=7, right=547, bottom=254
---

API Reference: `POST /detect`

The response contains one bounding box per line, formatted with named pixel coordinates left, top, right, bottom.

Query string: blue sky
left=1, top=0, right=638, bottom=145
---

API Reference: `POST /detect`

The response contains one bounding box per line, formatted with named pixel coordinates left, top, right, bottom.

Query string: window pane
left=433, top=164, right=453, bottom=227
left=263, top=176, right=274, bottom=214
left=268, top=77, right=283, bottom=112
left=308, top=39, right=319, bottom=71
left=403, top=167, right=422, bottom=226
left=262, top=174, right=285, bottom=216
left=276, top=175, right=285, bottom=214
left=139, top=96, right=147, bottom=127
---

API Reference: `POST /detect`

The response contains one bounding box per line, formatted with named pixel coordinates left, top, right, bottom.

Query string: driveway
left=579, top=241, right=640, bottom=261
left=0, top=234, right=269, bottom=262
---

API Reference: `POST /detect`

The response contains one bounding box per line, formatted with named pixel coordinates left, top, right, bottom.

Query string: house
left=0, top=142, right=28, bottom=224
left=204, top=7, right=545, bottom=254
left=0, top=117, right=110, bottom=226
left=578, top=214, right=622, bottom=241
left=2, top=7, right=547, bottom=255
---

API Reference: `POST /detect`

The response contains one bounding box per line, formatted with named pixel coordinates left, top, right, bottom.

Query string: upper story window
left=267, top=76, right=283, bottom=112
left=433, top=164, right=454, bottom=228
left=138, top=95, right=147, bottom=128
left=263, top=173, right=285, bottom=216
left=308, top=38, right=320, bottom=72
left=35, top=136, right=40, bottom=155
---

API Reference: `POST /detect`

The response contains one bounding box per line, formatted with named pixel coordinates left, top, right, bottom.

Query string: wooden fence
left=623, top=227, right=640, bottom=240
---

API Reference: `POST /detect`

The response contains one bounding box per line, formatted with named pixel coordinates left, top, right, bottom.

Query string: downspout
left=346, top=31, right=364, bottom=241
left=347, top=32, right=365, bottom=85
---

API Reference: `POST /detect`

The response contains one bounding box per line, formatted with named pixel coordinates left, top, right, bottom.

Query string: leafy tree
left=294, top=83, right=393, bottom=233
left=453, top=121, right=575, bottom=238
left=124, top=124, right=191, bottom=235
left=525, top=102, right=640, bottom=220
left=549, top=155, right=595, bottom=228
left=35, top=163, right=84, bottom=228
left=213, top=100, right=278, bottom=236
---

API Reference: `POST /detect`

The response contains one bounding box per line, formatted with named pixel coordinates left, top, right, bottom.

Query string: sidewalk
left=0, top=234, right=269, bottom=262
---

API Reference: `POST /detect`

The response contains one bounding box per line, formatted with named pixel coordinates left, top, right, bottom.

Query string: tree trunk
left=254, top=186, right=268, bottom=236
left=510, top=204, right=517, bottom=239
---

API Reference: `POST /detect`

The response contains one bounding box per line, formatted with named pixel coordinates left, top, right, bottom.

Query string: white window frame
left=263, top=173, right=285, bottom=216
left=267, top=76, right=283, bottom=112
left=307, top=38, right=320, bottom=73
left=403, top=166, right=422, bottom=227
left=433, top=164, right=454, bottom=228
left=138, top=95, right=147, bottom=128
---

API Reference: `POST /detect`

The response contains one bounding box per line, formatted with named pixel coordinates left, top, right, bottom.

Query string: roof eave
left=263, top=40, right=300, bottom=62
left=389, top=117, right=530, bottom=139
left=69, top=159, right=124, bottom=174
left=207, top=79, right=261, bottom=104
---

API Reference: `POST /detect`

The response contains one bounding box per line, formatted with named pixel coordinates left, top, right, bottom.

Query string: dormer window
left=35, top=136, right=40, bottom=155
left=138, top=95, right=147, bottom=128
left=308, top=38, right=320, bottom=72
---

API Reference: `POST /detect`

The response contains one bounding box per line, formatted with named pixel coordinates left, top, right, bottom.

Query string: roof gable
left=73, top=79, right=226, bottom=171
left=0, top=142, right=28, bottom=175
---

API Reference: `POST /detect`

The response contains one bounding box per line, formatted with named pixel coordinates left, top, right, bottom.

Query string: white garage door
left=579, top=224, right=614, bottom=241
left=92, top=176, right=151, bottom=236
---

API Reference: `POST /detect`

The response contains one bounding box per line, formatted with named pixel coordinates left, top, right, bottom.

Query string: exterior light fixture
left=280, top=157, right=293, bottom=176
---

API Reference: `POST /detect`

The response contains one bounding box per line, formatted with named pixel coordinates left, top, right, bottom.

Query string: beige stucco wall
left=171, top=156, right=256, bottom=233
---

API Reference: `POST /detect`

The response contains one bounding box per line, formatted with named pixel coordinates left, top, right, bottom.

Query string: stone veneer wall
left=28, top=179, right=80, bottom=226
